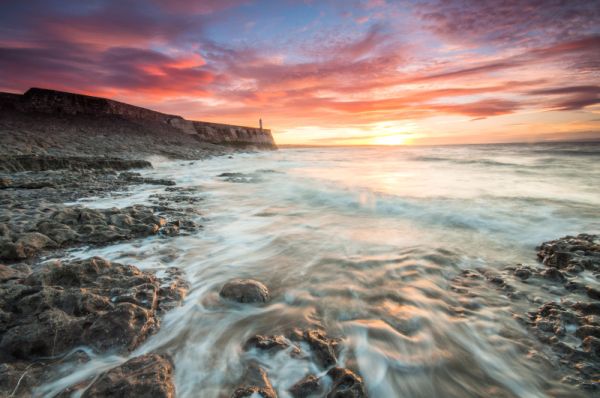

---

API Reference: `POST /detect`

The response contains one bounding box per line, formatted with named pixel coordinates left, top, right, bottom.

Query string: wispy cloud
left=0, top=0, right=598, bottom=144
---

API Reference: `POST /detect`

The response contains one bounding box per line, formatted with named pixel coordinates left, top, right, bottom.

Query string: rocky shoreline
left=0, top=153, right=597, bottom=395
left=452, top=234, right=600, bottom=393
left=0, top=153, right=371, bottom=397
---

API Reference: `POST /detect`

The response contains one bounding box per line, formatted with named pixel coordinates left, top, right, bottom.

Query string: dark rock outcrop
left=0, top=155, right=151, bottom=173
left=300, top=329, right=340, bottom=369
left=326, top=367, right=367, bottom=398
left=245, top=334, right=291, bottom=353
left=0, top=205, right=186, bottom=261
left=0, top=257, right=188, bottom=361
left=537, top=234, right=599, bottom=272
left=232, top=362, right=277, bottom=398
left=220, top=279, right=270, bottom=303
left=289, top=374, right=321, bottom=398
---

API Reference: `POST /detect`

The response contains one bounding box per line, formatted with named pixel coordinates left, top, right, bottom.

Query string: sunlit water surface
left=39, top=143, right=600, bottom=397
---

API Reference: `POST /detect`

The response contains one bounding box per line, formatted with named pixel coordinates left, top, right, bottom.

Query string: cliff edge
left=0, top=88, right=276, bottom=158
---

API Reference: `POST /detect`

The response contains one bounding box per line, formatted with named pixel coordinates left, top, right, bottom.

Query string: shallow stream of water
left=39, top=143, right=600, bottom=397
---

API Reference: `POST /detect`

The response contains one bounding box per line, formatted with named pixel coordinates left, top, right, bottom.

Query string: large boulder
left=220, top=278, right=270, bottom=303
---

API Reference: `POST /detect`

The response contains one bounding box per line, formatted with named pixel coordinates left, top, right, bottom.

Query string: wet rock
left=573, top=302, right=600, bottom=315
left=157, top=267, right=190, bottom=312
left=245, top=334, right=290, bottom=353
left=0, top=155, right=151, bottom=173
left=537, top=234, right=599, bottom=272
left=540, top=267, right=566, bottom=282
left=0, top=257, right=187, bottom=360
left=0, top=205, right=190, bottom=261
left=232, top=362, right=277, bottom=398
left=0, top=263, right=30, bottom=282
left=289, top=374, right=321, bottom=398
left=302, top=329, right=340, bottom=369
left=514, top=267, right=531, bottom=280
left=217, top=172, right=263, bottom=184
left=220, top=279, right=270, bottom=303
left=575, top=325, right=600, bottom=339
left=0, top=361, right=56, bottom=397
left=84, top=302, right=158, bottom=352
left=0, top=232, right=57, bottom=260
left=326, top=367, right=367, bottom=398
left=82, top=354, right=175, bottom=398
left=583, top=336, right=600, bottom=357
left=119, top=172, right=176, bottom=186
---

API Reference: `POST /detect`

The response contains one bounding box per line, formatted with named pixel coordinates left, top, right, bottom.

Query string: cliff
left=0, top=88, right=276, bottom=153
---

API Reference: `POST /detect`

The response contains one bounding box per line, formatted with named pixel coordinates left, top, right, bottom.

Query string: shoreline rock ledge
left=0, top=257, right=188, bottom=396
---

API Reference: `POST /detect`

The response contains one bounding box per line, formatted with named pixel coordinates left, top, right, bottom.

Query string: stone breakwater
left=0, top=88, right=276, bottom=158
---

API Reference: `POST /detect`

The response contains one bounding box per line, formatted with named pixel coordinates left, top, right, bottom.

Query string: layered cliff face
left=0, top=88, right=276, bottom=156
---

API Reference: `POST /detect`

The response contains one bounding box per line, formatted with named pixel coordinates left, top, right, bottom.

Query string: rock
left=326, top=367, right=367, bottom=398
left=575, top=325, right=600, bottom=339
left=0, top=205, right=186, bottom=261
left=0, top=232, right=57, bottom=260
left=582, top=336, right=600, bottom=357
left=289, top=374, right=321, bottom=398
left=586, top=287, right=600, bottom=301
left=245, top=334, right=290, bottom=353
left=302, top=329, right=339, bottom=369
left=217, top=172, right=263, bottom=184
left=232, top=362, right=277, bottom=398
left=514, top=267, right=531, bottom=280
left=0, top=155, right=152, bottom=173
left=0, top=264, right=30, bottom=281
left=220, top=279, right=270, bottom=303
left=537, top=234, right=599, bottom=272
left=541, top=268, right=566, bottom=282
left=82, top=354, right=175, bottom=398
left=83, top=303, right=158, bottom=352
left=243, top=334, right=303, bottom=358
left=0, top=257, right=187, bottom=361
left=119, top=172, right=176, bottom=186
left=157, top=267, right=190, bottom=312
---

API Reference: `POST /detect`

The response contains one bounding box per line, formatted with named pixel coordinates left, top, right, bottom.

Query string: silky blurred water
left=39, top=142, right=600, bottom=397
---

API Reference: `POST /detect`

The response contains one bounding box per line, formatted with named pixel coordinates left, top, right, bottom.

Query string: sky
left=0, top=0, right=599, bottom=146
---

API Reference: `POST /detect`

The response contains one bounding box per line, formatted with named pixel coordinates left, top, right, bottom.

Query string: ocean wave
left=413, top=156, right=518, bottom=167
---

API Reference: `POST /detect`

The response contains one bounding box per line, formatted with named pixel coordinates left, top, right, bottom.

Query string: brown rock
left=289, top=374, right=321, bottom=398
left=232, top=362, right=277, bottom=398
left=326, top=367, right=367, bottom=398
left=0, top=257, right=187, bottom=361
left=82, top=354, right=175, bottom=398
left=244, top=334, right=290, bottom=353
left=220, top=279, right=270, bottom=303
left=303, top=329, right=339, bottom=369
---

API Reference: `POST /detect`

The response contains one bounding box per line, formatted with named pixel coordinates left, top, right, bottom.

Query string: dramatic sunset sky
left=1, top=0, right=599, bottom=145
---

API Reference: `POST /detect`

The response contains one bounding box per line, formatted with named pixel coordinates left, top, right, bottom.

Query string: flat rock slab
left=0, top=205, right=187, bottom=261
left=0, top=155, right=151, bottom=173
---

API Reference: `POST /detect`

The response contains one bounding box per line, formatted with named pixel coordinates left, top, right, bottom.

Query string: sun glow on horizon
left=370, top=134, right=412, bottom=145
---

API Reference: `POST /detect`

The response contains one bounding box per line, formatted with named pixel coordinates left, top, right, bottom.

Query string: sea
left=39, top=142, right=600, bottom=397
